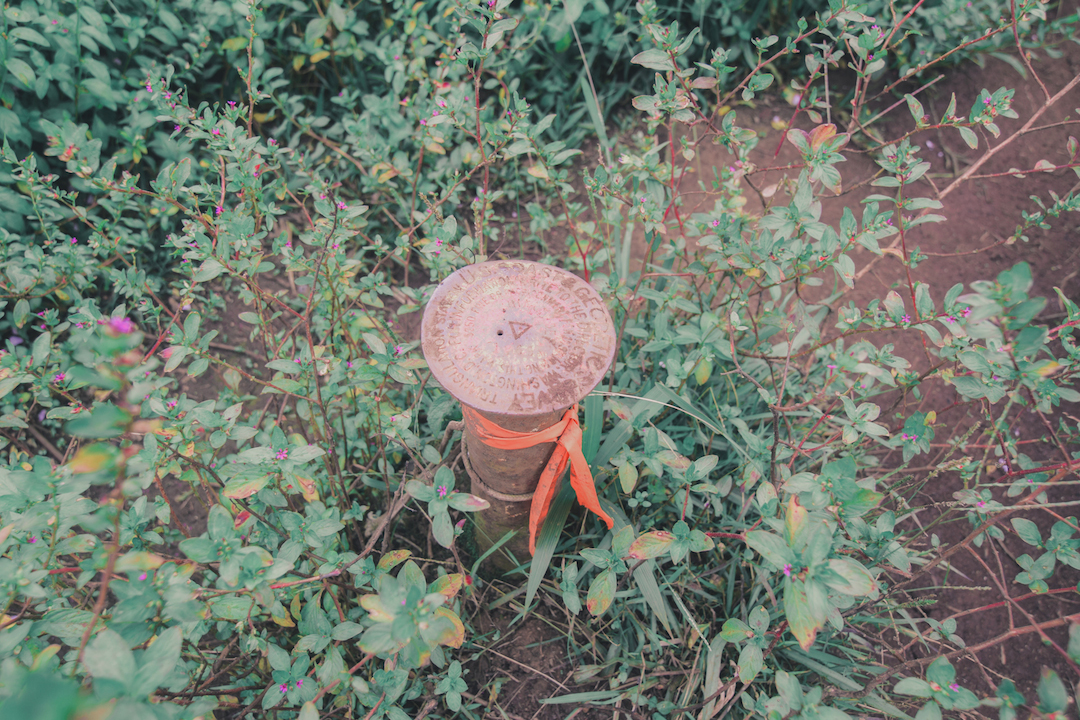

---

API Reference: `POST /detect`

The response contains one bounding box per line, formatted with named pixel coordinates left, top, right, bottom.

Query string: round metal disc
left=421, top=260, right=616, bottom=416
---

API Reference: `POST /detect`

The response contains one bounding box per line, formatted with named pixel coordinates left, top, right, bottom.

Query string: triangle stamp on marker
left=508, top=321, right=532, bottom=340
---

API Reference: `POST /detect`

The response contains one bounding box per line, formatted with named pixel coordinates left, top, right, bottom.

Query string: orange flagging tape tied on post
left=461, top=404, right=615, bottom=555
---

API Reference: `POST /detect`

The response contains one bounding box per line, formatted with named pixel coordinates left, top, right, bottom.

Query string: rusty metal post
left=421, top=260, right=616, bottom=567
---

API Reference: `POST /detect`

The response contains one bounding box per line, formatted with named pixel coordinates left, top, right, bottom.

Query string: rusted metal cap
left=421, top=261, right=616, bottom=416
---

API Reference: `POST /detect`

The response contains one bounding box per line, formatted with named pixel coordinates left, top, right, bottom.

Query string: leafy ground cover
left=1, top=0, right=1080, bottom=718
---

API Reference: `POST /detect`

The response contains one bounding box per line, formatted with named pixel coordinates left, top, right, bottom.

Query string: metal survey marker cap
left=421, top=260, right=616, bottom=416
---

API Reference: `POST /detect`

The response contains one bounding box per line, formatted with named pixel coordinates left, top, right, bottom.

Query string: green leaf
left=958, top=126, right=978, bottom=149
left=11, top=27, right=50, bottom=47
left=331, top=622, right=364, bottom=640
left=298, top=702, right=319, bottom=720
left=631, top=49, right=677, bottom=72
left=5, top=58, right=35, bottom=87
left=738, top=643, right=763, bottom=683
left=720, top=618, right=752, bottom=642
left=1011, top=518, right=1042, bottom=547
left=132, top=627, right=183, bottom=695
left=83, top=629, right=135, bottom=688
left=894, top=678, right=933, bottom=697
left=925, top=657, right=955, bottom=687
left=1036, top=668, right=1068, bottom=713
left=746, top=530, right=795, bottom=568
left=915, top=701, right=941, bottom=720
left=823, top=558, right=877, bottom=596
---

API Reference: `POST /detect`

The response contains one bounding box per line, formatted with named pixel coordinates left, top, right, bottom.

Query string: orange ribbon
left=461, top=404, right=614, bottom=555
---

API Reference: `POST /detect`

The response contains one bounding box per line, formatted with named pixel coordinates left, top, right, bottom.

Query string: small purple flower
left=394, top=345, right=404, bottom=355
left=827, top=364, right=837, bottom=369
left=268, top=138, right=277, bottom=145
left=28, top=536, right=37, bottom=544
left=346, top=360, right=354, bottom=368
left=976, top=500, right=987, bottom=509
left=949, top=683, right=960, bottom=691
left=782, top=563, right=793, bottom=577
left=70, top=236, right=78, bottom=244
left=711, top=219, right=720, bottom=227
left=337, top=201, right=347, bottom=210
left=174, top=124, right=180, bottom=132
left=280, top=684, right=288, bottom=693
left=53, top=372, right=66, bottom=384
left=900, top=314, right=911, bottom=323
left=437, top=485, right=448, bottom=498
left=296, top=679, right=304, bottom=688
left=276, top=448, right=289, bottom=460
left=139, top=572, right=148, bottom=581
left=961, top=307, right=971, bottom=318
left=215, top=206, right=223, bottom=216
left=228, top=100, right=236, bottom=107
left=167, top=400, right=177, bottom=409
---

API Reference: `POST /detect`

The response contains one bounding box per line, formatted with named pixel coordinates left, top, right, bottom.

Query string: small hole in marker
left=497, top=330, right=503, bottom=336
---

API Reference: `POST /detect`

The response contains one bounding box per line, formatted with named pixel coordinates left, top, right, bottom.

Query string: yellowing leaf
left=115, top=552, right=165, bottom=573
left=434, top=607, right=465, bottom=648
left=744, top=267, right=762, bottom=278
left=627, top=531, right=675, bottom=560
left=360, top=595, right=395, bottom=623
left=310, top=50, right=330, bottom=64
left=1035, top=360, right=1061, bottom=377
left=377, top=548, right=411, bottom=572
left=527, top=164, right=549, bottom=180
left=424, top=141, right=446, bottom=155
left=68, top=444, right=116, bottom=474
left=618, top=462, right=638, bottom=494
left=694, top=358, right=713, bottom=385
left=292, top=55, right=305, bottom=71
left=924, top=411, right=937, bottom=425
left=223, top=473, right=270, bottom=500
left=221, top=37, right=248, bottom=51
left=429, top=573, right=464, bottom=600
left=295, top=475, right=319, bottom=502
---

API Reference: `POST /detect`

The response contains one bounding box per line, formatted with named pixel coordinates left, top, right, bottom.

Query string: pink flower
left=53, top=373, right=66, bottom=384
left=296, top=679, right=303, bottom=687
left=167, top=400, right=177, bottom=409
left=212, top=128, right=221, bottom=136
left=961, top=307, right=971, bottom=317
left=268, top=138, right=277, bottom=145
left=215, top=206, right=223, bottom=216
left=394, top=345, right=404, bottom=355
left=276, top=448, right=289, bottom=460
left=70, top=236, right=78, bottom=244
left=108, top=317, right=136, bottom=334
left=337, top=201, right=347, bottom=210
left=710, top=219, right=719, bottom=227
left=437, top=485, right=448, bottom=497
left=420, top=119, right=427, bottom=125
left=139, top=572, right=148, bottom=581
left=949, top=683, right=960, bottom=691
left=976, top=501, right=987, bottom=509
left=28, top=536, right=36, bottom=544
left=900, top=314, right=911, bottom=323
left=280, top=684, right=288, bottom=693
left=782, top=563, right=793, bottom=577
